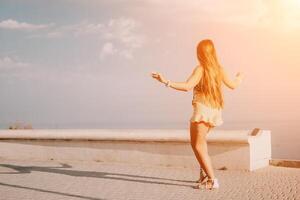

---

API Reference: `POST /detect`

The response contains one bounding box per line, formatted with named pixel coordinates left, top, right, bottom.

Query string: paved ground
left=0, top=158, right=299, bottom=200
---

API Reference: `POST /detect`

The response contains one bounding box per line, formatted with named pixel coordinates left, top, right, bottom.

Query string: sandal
left=205, top=178, right=219, bottom=190
left=195, top=168, right=208, bottom=184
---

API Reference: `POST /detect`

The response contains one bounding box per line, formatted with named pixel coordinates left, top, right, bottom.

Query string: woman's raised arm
left=151, top=66, right=203, bottom=92
left=168, top=66, right=203, bottom=92
left=221, top=67, right=243, bottom=90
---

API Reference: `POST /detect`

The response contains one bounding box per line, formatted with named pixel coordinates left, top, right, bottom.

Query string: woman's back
left=192, top=65, right=224, bottom=110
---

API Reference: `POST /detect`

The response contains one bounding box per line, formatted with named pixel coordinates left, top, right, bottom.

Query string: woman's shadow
left=0, top=162, right=196, bottom=188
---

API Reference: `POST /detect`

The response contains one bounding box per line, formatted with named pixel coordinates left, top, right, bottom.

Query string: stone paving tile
left=0, top=158, right=299, bottom=200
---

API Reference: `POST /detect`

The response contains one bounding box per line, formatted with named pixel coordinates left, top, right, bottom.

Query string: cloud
left=0, top=19, right=53, bottom=31
left=99, top=42, right=117, bottom=59
left=98, top=17, right=144, bottom=60
left=72, top=17, right=145, bottom=60
left=0, top=56, right=83, bottom=84
left=0, top=56, right=35, bottom=81
left=72, top=22, right=104, bottom=37
left=20, top=17, right=145, bottom=60
left=102, top=17, right=144, bottom=49
left=0, top=56, right=30, bottom=70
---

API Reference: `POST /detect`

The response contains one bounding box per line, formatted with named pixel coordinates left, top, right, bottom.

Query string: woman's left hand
left=151, top=72, right=167, bottom=84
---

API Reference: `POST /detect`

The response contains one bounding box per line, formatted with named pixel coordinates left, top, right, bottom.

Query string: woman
left=151, top=39, right=244, bottom=190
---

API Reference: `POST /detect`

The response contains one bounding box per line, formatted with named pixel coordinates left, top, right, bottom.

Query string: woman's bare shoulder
left=194, top=64, right=204, bottom=72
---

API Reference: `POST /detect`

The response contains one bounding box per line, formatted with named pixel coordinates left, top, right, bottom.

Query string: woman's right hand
left=151, top=71, right=167, bottom=84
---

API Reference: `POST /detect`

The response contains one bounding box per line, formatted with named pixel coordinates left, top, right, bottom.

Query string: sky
left=1, top=0, right=300, bottom=158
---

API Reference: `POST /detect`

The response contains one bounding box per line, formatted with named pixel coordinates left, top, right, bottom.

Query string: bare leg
left=190, top=121, right=215, bottom=179
left=190, top=122, right=206, bottom=171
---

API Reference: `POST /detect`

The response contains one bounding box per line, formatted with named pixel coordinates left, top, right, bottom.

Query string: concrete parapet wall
left=0, top=129, right=271, bottom=171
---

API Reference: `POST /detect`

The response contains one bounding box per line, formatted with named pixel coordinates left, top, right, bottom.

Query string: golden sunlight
left=281, top=0, right=300, bottom=9
left=265, top=0, right=300, bottom=29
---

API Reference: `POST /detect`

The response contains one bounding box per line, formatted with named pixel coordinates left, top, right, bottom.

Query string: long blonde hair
left=196, top=39, right=224, bottom=109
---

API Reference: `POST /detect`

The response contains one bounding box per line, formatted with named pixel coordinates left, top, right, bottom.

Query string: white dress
left=190, top=82, right=224, bottom=127
left=190, top=101, right=223, bottom=127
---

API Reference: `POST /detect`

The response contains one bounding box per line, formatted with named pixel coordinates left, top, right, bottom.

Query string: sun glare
left=282, top=0, right=300, bottom=8
left=269, top=0, right=300, bottom=28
